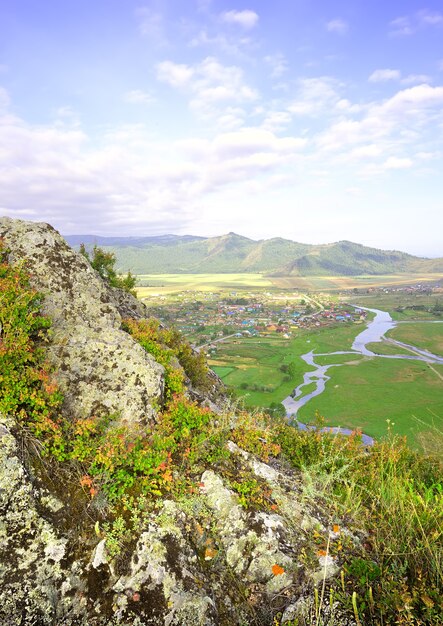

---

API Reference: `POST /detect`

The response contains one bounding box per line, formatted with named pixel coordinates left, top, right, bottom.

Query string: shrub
left=0, top=240, right=64, bottom=451
left=80, top=243, right=136, bottom=294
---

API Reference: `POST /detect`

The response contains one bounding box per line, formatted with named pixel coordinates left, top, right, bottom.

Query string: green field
left=271, top=273, right=443, bottom=292
left=314, top=352, right=365, bottom=365
left=136, top=272, right=443, bottom=295
left=365, top=341, right=412, bottom=356
left=136, top=273, right=273, bottom=295
left=210, top=335, right=308, bottom=408
left=351, top=291, right=443, bottom=320
left=208, top=319, right=443, bottom=450
left=387, top=322, right=443, bottom=355
left=297, top=358, right=443, bottom=448
left=209, top=323, right=365, bottom=408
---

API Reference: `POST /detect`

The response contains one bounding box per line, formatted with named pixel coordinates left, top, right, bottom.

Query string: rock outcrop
left=0, top=217, right=164, bottom=426
left=0, top=218, right=359, bottom=625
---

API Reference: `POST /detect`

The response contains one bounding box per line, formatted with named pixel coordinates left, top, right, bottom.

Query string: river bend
left=283, top=307, right=443, bottom=443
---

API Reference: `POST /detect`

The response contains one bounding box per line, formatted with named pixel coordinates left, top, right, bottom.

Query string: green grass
left=365, top=340, right=412, bottom=356
left=297, top=358, right=443, bottom=449
left=352, top=292, right=443, bottom=320
left=387, top=322, right=443, bottom=355
left=315, top=353, right=365, bottom=365
left=210, top=365, right=235, bottom=378
left=209, top=335, right=309, bottom=407
left=209, top=323, right=365, bottom=408
left=295, top=381, right=318, bottom=399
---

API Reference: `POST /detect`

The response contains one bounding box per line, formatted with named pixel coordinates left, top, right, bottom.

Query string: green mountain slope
left=65, top=233, right=443, bottom=276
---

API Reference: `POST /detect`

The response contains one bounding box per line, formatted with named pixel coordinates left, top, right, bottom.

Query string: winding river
left=282, top=307, right=443, bottom=444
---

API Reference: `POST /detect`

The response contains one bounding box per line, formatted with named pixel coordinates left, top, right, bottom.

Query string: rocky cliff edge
left=0, top=218, right=359, bottom=626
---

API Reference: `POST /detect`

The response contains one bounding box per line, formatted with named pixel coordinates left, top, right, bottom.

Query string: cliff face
left=0, top=218, right=358, bottom=626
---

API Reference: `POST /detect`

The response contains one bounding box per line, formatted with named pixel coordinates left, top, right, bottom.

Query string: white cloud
left=189, top=30, right=253, bottom=55
left=390, top=10, right=443, bottom=35
left=317, top=84, right=443, bottom=162
left=335, top=99, right=362, bottom=113
left=264, top=53, right=288, bottom=78
left=261, top=110, right=292, bottom=132
left=401, top=74, right=431, bottom=85
left=221, top=9, right=259, bottom=29
left=0, top=87, right=11, bottom=110
left=350, top=144, right=383, bottom=159
left=389, top=16, right=413, bottom=36
left=369, top=69, right=401, bottom=82
left=326, top=19, right=349, bottom=34
left=415, top=151, right=439, bottom=160
left=123, top=90, right=156, bottom=104
left=135, top=7, right=166, bottom=44
left=157, top=57, right=259, bottom=119
left=157, top=60, right=195, bottom=87
left=418, top=9, right=443, bottom=26
left=212, top=128, right=306, bottom=159
left=288, top=77, right=342, bottom=116
left=0, top=106, right=309, bottom=235
left=383, top=156, right=413, bottom=169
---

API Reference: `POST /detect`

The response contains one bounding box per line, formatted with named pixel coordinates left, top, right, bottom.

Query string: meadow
left=296, top=358, right=443, bottom=450
left=209, top=323, right=365, bottom=409
left=351, top=291, right=443, bottom=320
left=387, top=321, right=443, bottom=355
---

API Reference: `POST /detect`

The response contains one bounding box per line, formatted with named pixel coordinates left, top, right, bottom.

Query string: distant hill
left=64, top=232, right=443, bottom=276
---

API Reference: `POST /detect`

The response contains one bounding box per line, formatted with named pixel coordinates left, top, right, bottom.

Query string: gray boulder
left=0, top=217, right=164, bottom=426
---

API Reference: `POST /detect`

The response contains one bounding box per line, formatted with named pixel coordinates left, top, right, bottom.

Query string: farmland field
left=387, top=322, right=443, bottom=355
left=136, top=273, right=273, bottom=295
left=136, top=272, right=443, bottom=295
left=270, top=273, right=443, bottom=291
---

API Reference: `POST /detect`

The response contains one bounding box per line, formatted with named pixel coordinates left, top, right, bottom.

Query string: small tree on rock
left=80, top=244, right=136, bottom=295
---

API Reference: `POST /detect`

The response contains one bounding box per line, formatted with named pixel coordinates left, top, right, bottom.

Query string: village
left=141, top=290, right=368, bottom=348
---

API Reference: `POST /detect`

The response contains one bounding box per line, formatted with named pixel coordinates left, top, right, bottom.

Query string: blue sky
left=1, top=0, right=442, bottom=256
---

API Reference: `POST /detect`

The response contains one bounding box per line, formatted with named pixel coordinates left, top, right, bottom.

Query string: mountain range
left=64, top=232, right=443, bottom=276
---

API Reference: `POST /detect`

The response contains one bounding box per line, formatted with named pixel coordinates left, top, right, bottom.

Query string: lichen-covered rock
left=0, top=415, right=74, bottom=624
left=0, top=217, right=362, bottom=625
left=0, top=217, right=164, bottom=425
left=0, top=411, right=359, bottom=625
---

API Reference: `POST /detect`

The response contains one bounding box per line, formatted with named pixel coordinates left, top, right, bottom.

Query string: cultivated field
left=136, top=273, right=273, bottom=295
left=270, top=273, right=443, bottom=291
left=136, top=272, right=443, bottom=295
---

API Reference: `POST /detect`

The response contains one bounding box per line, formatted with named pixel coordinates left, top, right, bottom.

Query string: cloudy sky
left=1, top=0, right=443, bottom=256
